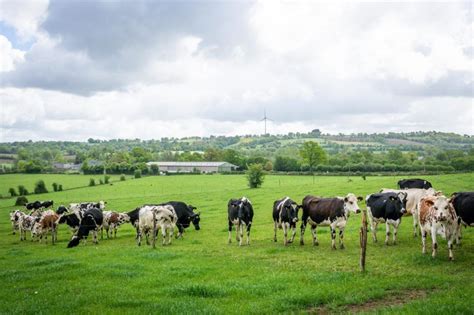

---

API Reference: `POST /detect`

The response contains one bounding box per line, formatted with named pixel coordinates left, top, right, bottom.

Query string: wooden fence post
left=360, top=209, right=368, bottom=272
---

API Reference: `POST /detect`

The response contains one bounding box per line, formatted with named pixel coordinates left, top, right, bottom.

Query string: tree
left=34, top=180, right=48, bottom=194
left=246, top=163, right=265, bottom=188
left=299, top=141, right=327, bottom=173
left=150, top=164, right=159, bottom=175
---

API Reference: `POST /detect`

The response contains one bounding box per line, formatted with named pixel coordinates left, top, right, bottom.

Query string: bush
left=89, top=178, right=96, bottom=186
left=99, top=179, right=104, bottom=185
left=34, top=180, right=48, bottom=194
left=18, top=185, right=28, bottom=196
left=104, top=175, right=110, bottom=184
left=120, top=174, right=126, bottom=181
left=58, top=184, right=63, bottom=191
left=134, top=169, right=142, bottom=179
left=9, top=187, right=18, bottom=197
left=150, top=164, right=159, bottom=175
left=15, top=196, right=28, bottom=206
left=52, top=182, right=58, bottom=192
left=246, top=163, right=265, bottom=188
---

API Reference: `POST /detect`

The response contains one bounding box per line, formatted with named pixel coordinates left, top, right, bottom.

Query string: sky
left=0, top=0, right=472, bottom=142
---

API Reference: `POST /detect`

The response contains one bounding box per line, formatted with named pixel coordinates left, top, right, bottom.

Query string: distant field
left=1, top=174, right=473, bottom=313
left=0, top=174, right=124, bottom=197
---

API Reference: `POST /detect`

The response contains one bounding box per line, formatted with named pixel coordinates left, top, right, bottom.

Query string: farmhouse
left=146, top=161, right=238, bottom=173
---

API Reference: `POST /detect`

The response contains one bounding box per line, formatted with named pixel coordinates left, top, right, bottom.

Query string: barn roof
left=146, top=161, right=238, bottom=167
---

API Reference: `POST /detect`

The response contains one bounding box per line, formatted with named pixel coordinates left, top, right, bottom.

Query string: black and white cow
left=272, top=197, right=301, bottom=245
left=366, top=192, right=407, bottom=245
left=450, top=192, right=474, bottom=244
left=67, top=208, right=103, bottom=248
left=126, top=207, right=141, bottom=239
left=9, top=210, right=24, bottom=235
left=300, top=193, right=362, bottom=249
left=26, top=201, right=43, bottom=211
left=41, top=200, right=54, bottom=208
left=228, top=197, right=254, bottom=246
left=58, top=212, right=83, bottom=234
left=158, top=201, right=200, bottom=238
left=56, top=205, right=69, bottom=215
left=398, top=178, right=432, bottom=189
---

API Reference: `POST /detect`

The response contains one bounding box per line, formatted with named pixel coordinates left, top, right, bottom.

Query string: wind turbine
left=260, top=109, right=272, bottom=135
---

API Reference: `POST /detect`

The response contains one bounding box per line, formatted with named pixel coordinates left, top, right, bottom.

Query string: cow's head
left=188, top=205, right=201, bottom=230
left=282, top=199, right=300, bottom=223
left=118, top=213, right=130, bottom=224
left=56, top=205, right=69, bottom=215
left=343, top=194, right=363, bottom=214
left=67, top=236, right=80, bottom=248
left=388, top=194, right=406, bottom=216
left=99, top=201, right=106, bottom=210
left=432, top=196, right=453, bottom=222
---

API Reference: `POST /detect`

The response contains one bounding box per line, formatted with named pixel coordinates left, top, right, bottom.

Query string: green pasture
left=1, top=174, right=473, bottom=314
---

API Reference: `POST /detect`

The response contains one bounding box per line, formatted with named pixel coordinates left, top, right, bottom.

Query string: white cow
left=137, top=205, right=177, bottom=246
left=381, top=188, right=440, bottom=237
left=9, top=210, right=24, bottom=235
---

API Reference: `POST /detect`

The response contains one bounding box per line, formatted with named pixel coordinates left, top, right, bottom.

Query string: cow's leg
left=228, top=221, right=232, bottom=244
left=393, top=221, right=399, bottom=245
left=448, top=234, right=454, bottom=261
left=339, top=228, right=345, bottom=249
left=330, top=226, right=337, bottom=250
left=283, top=222, right=288, bottom=246
left=310, top=225, right=318, bottom=246
left=289, top=224, right=297, bottom=243
left=101, top=227, right=104, bottom=240
left=456, top=221, right=462, bottom=245
left=177, top=224, right=184, bottom=239
left=239, top=223, right=244, bottom=246
left=421, top=229, right=427, bottom=254
left=162, top=225, right=167, bottom=246
left=169, top=225, right=174, bottom=245
left=370, top=220, right=378, bottom=243
left=413, top=215, right=418, bottom=238
left=273, top=221, right=278, bottom=242
left=137, top=229, right=142, bottom=246
left=431, top=226, right=437, bottom=258
left=300, top=220, right=307, bottom=245
left=246, top=222, right=251, bottom=245
left=145, top=229, right=150, bottom=245
left=385, top=222, right=391, bottom=245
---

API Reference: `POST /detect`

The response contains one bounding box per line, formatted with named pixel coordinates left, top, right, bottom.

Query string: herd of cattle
left=7, top=178, right=474, bottom=260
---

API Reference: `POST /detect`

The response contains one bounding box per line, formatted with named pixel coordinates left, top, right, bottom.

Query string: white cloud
left=0, top=35, right=25, bottom=71
left=0, top=0, right=49, bottom=39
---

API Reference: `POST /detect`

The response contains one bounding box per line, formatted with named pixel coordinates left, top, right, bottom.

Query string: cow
left=126, top=207, right=141, bottom=239
left=37, top=210, right=60, bottom=244
left=67, top=208, right=104, bottom=248
left=18, top=213, right=39, bottom=241
left=56, top=205, right=69, bottom=215
left=398, top=178, right=432, bottom=189
left=58, top=212, right=82, bottom=235
left=300, top=193, right=362, bottom=249
left=26, top=201, right=43, bottom=211
left=41, top=200, right=54, bottom=208
left=450, top=192, right=474, bottom=244
left=158, top=201, right=201, bottom=238
left=272, top=197, right=301, bottom=245
left=137, top=205, right=177, bottom=246
left=227, top=197, right=254, bottom=246
left=69, top=201, right=106, bottom=213
left=418, top=195, right=458, bottom=260
left=9, top=210, right=24, bottom=235
left=102, top=211, right=130, bottom=239
left=366, top=192, right=407, bottom=245
left=381, top=188, right=440, bottom=237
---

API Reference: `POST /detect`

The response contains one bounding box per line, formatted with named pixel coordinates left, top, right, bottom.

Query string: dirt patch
left=309, top=289, right=430, bottom=314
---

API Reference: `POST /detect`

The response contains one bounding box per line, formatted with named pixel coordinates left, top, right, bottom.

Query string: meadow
left=1, top=173, right=473, bottom=314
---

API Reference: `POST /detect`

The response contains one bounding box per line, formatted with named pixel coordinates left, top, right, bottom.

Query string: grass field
left=1, top=174, right=473, bottom=314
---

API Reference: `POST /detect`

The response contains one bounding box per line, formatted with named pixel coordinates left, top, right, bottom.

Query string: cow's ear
left=344, top=197, right=348, bottom=202
left=357, top=196, right=363, bottom=201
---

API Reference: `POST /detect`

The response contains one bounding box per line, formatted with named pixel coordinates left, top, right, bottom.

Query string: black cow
left=127, top=207, right=141, bottom=239
left=450, top=192, right=474, bottom=244
left=159, top=201, right=200, bottom=238
left=67, top=208, right=103, bottom=248
left=26, top=201, right=42, bottom=211
left=300, top=193, right=362, bottom=249
left=228, top=197, right=254, bottom=246
left=41, top=200, right=54, bottom=208
left=56, top=205, right=69, bottom=215
left=398, top=178, right=432, bottom=189
left=273, top=197, right=300, bottom=245
left=58, top=212, right=82, bottom=234
left=366, top=192, right=407, bottom=245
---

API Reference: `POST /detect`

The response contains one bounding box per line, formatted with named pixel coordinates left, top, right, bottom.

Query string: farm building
left=146, top=161, right=238, bottom=173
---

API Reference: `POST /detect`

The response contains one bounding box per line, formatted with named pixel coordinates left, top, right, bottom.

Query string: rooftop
left=146, top=161, right=237, bottom=167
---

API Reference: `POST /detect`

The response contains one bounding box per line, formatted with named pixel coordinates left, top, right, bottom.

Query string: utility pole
left=260, top=109, right=272, bottom=135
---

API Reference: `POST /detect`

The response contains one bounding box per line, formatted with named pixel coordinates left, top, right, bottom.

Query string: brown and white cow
left=418, top=195, right=458, bottom=260
left=102, top=211, right=130, bottom=239
left=300, top=193, right=362, bottom=249
left=381, top=188, right=440, bottom=237
left=37, top=210, right=60, bottom=244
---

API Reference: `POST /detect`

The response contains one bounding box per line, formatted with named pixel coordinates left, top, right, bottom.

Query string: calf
left=9, top=210, right=24, bottom=235
left=137, top=205, right=177, bottom=246
left=37, top=210, right=60, bottom=244
left=300, top=193, right=362, bottom=249
left=67, top=208, right=104, bottom=248
left=398, top=178, right=432, bottom=189
left=228, top=197, right=254, bottom=246
left=450, top=192, right=474, bottom=244
left=273, top=197, right=300, bottom=245
left=159, top=201, right=200, bottom=238
left=102, top=211, right=130, bottom=239
left=366, top=192, right=407, bottom=245
left=381, top=188, right=440, bottom=237
left=419, top=195, right=457, bottom=260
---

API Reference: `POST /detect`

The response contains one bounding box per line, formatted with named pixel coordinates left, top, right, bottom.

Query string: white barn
left=146, top=161, right=238, bottom=173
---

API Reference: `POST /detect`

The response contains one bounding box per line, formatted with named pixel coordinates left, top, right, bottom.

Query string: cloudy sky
left=0, top=0, right=472, bottom=141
